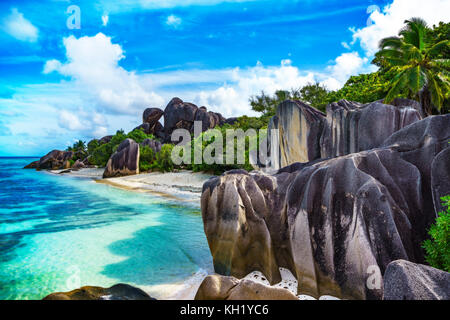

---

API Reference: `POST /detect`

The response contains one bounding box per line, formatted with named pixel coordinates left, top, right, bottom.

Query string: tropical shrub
left=139, top=146, right=156, bottom=172
left=422, top=195, right=450, bottom=272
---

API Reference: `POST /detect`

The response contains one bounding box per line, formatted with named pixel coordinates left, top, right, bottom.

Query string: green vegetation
left=422, top=195, right=450, bottom=272
left=375, top=18, right=450, bottom=114
left=66, top=140, right=87, bottom=161
left=90, top=129, right=155, bottom=167
left=139, top=144, right=175, bottom=173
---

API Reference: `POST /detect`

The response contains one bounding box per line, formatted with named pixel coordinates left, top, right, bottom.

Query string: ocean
left=0, top=157, right=213, bottom=300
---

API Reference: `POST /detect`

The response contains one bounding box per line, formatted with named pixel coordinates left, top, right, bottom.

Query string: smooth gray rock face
left=384, top=98, right=425, bottom=118
left=382, top=114, right=450, bottom=241
left=431, top=147, right=450, bottom=214
left=140, top=138, right=162, bottom=154
left=320, top=100, right=422, bottom=159
left=201, top=114, right=450, bottom=300
left=383, top=260, right=450, bottom=300
left=103, top=138, right=140, bottom=178
left=267, top=100, right=325, bottom=170
left=266, top=99, right=421, bottom=170
left=164, top=97, right=199, bottom=140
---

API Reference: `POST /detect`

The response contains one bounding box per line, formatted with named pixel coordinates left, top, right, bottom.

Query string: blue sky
left=0, top=0, right=448, bottom=156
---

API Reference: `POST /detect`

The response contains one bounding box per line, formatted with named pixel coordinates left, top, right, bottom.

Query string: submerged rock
left=195, top=275, right=298, bottom=300
left=103, top=138, right=140, bottom=178
left=43, top=283, right=155, bottom=300
left=383, top=260, right=450, bottom=300
left=201, top=114, right=450, bottom=300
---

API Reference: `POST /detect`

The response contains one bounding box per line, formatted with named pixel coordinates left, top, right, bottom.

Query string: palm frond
left=427, top=40, right=450, bottom=58
left=385, top=69, right=409, bottom=103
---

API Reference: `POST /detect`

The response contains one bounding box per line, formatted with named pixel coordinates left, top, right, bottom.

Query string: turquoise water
left=0, top=157, right=212, bottom=300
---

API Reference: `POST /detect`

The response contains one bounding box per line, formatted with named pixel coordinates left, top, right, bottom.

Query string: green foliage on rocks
left=422, top=195, right=450, bottom=272
left=139, top=144, right=174, bottom=173
left=90, top=128, right=155, bottom=167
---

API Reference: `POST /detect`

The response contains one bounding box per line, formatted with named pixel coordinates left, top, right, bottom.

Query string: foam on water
left=0, top=158, right=213, bottom=300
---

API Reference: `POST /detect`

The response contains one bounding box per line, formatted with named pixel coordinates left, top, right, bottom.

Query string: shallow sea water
left=0, top=157, right=212, bottom=300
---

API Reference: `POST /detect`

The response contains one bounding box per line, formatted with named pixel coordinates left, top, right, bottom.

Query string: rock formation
left=143, top=107, right=164, bottom=126
left=43, top=283, right=155, bottom=300
left=163, top=97, right=226, bottom=143
left=201, top=113, right=450, bottom=300
left=103, top=138, right=140, bottom=178
left=24, top=150, right=74, bottom=170
left=320, top=100, right=422, bottom=159
left=195, top=274, right=298, bottom=300
left=383, top=260, right=450, bottom=300
left=268, top=100, right=325, bottom=169
left=267, top=99, right=422, bottom=170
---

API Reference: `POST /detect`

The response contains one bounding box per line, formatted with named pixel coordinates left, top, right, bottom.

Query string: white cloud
left=43, top=33, right=164, bottom=115
left=351, top=0, right=450, bottom=56
left=1, top=8, right=39, bottom=42
left=320, top=52, right=373, bottom=91
left=166, top=14, right=182, bottom=28
left=102, top=14, right=109, bottom=27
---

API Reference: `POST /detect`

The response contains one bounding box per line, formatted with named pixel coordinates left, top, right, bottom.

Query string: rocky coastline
left=27, top=97, right=450, bottom=300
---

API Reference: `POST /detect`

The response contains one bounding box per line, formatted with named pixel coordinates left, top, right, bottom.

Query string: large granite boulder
left=164, top=97, right=199, bottom=140
left=384, top=98, right=425, bottom=118
left=103, top=139, right=140, bottom=178
left=43, top=283, right=155, bottom=300
left=195, top=275, right=298, bottom=300
left=99, top=135, right=113, bottom=145
left=201, top=114, right=450, bottom=300
left=34, top=150, right=74, bottom=170
left=195, top=106, right=226, bottom=132
left=142, top=107, right=164, bottom=126
left=320, top=100, right=422, bottom=159
left=267, top=100, right=325, bottom=170
left=383, top=260, right=450, bottom=300
left=382, top=114, right=450, bottom=241
left=163, top=97, right=226, bottom=143
left=23, top=160, right=39, bottom=169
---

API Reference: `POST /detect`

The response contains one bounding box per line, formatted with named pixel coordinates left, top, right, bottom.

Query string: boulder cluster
left=24, top=97, right=229, bottom=178
left=200, top=99, right=450, bottom=299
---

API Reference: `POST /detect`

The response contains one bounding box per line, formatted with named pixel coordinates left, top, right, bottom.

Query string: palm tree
left=375, top=18, right=450, bottom=115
